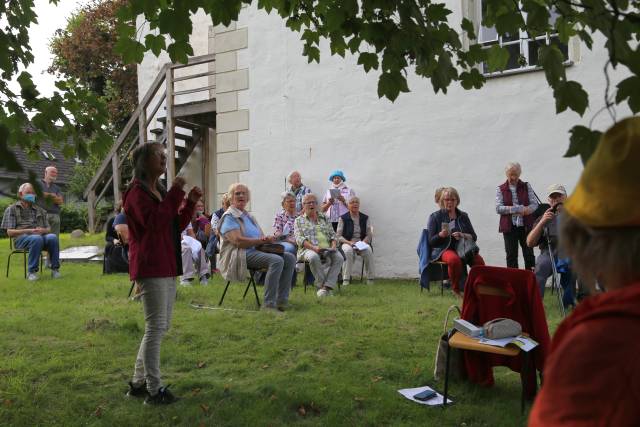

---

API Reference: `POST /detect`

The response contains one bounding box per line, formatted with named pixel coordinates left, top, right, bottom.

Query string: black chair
left=219, top=268, right=262, bottom=308
left=6, top=237, right=44, bottom=279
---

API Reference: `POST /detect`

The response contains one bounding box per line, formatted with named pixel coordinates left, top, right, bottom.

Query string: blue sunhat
left=329, top=170, right=346, bottom=182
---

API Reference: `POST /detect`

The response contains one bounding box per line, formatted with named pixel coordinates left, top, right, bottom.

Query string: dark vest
left=499, top=180, right=535, bottom=233
left=340, top=212, right=369, bottom=241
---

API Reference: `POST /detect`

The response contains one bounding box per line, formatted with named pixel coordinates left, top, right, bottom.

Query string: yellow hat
left=565, top=117, right=640, bottom=227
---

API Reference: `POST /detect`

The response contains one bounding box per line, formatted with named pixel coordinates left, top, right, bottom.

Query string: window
left=477, top=0, right=569, bottom=75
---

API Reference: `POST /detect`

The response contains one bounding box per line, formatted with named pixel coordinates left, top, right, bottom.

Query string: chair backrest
left=461, top=265, right=551, bottom=359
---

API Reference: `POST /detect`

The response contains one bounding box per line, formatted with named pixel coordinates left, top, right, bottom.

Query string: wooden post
left=165, top=67, right=175, bottom=186
left=87, top=189, right=96, bottom=233
left=112, top=153, right=121, bottom=204
left=139, top=109, right=147, bottom=144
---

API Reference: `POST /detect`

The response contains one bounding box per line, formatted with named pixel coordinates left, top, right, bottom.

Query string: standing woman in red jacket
left=123, top=142, right=202, bottom=405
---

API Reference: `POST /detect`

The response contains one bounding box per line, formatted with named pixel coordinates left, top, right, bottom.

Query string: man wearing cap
left=526, top=184, right=576, bottom=307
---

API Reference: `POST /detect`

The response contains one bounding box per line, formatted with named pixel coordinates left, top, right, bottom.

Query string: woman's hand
left=452, top=231, right=463, bottom=240
left=261, top=235, right=276, bottom=243
left=187, top=186, right=203, bottom=203
left=438, top=229, right=450, bottom=238
left=328, top=197, right=335, bottom=204
left=337, top=194, right=346, bottom=203
left=172, top=176, right=186, bottom=190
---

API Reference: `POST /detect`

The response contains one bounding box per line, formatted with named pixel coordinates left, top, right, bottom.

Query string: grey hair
left=505, top=162, right=522, bottom=174
left=227, top=183, right=251, bottom=203
left=281, top=191, right=296, bottom=206
left=18, top=183, right=33, bottom=194
left=302, top=193, right=317, bottom=204
left=348, top=196, right=360, bottom=204
left=560, top=213, right=640, bottom=290
left=287, top=170, right=301, bottom=183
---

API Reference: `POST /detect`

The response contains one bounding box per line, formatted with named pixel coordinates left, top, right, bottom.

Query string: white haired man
left=287, top=171, right=312, bottom=214
left=1, top=183, right=61, bottom=280
left=38, top=165, right=64, bottom=235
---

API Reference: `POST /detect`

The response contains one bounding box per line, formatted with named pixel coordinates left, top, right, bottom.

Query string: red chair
left=444, top=266, right=550, bottom=411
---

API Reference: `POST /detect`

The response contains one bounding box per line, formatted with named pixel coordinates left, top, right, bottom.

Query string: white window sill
left=483, top=61, right=574, bottom=79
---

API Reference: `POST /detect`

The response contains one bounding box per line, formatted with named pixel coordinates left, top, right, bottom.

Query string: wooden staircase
left=84, top=54, right=216, bottom=232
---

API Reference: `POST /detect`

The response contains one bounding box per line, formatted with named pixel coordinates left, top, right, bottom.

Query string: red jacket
left=529, top=282, right=640, bottom=426
left=123, top=179, right=194, bottom=281
left=461, top=266, right=550, bottom=396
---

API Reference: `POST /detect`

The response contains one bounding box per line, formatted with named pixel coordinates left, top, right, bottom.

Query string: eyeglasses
left=442, top=198, right=456, bottom=202
left=234, top=191, right=247, bottom=196
left=303, top=201, right=317, bottom=205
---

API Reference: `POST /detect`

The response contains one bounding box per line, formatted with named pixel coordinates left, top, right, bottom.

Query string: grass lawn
left=0, top=234, right=564, bottom=426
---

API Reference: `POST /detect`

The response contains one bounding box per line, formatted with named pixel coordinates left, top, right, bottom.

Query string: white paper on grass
left=397, top=386, right=453, bottom=406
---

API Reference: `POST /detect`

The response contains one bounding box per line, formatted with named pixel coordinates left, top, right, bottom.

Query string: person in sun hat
left=526, top=183, right=577, bottom=307
left=321, top=170, right=355, bottom=231
left=528, top=117, right=640, bottom=426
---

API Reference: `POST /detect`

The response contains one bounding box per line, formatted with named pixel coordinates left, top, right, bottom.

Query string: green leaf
left=302, top=44, right=320, bottom=63
left=486, top=45, right=509, bottom=72
left=554, top=80, right=588, bottom=115
left=461, top=18, right=476, bottom=40
left=357, top=52, right=378, bottom=72
left=565, top=126, right=602, bottom=165
left=460, top=68, right=485, bottom=90
left=615, top=76, right=640, bottom=113
left=538, top=44, right=566, bottom=87
left=114, top=37, right=145, bottom=64
left=145, top=34, right=166, bottom=57
left=167, top=40, right=193, bottom=64
left=377, top=71, right=409, bottom=102
left=555, top=16, right=576, bottom=44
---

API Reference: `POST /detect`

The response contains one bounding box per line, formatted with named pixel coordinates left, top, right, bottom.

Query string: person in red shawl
left=529, top=117, right=640, bottom=426
left=123, top=142, right=202, bottom=405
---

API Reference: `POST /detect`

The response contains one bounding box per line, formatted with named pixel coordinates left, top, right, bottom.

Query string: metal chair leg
left=242, top=275, right=254, bottom=299
left=440, top=264, right=445, bottom=296
left=252, top=278, right=261, bottom=307
left=23, top=252, right=27, bottom=278
left=127, top=282, right=136, bottom=298
left=218, top=281, right=231, bottom=306
left=6, top=252, right=13, bottom=278
left=443, top=335, right=452, bottom=408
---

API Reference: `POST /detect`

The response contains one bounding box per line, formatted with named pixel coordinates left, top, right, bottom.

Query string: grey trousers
left=47, top=213, right=60, bottom=235
left=535, top=250, right=553, bottom=296
left=132, top=277, right=176, bottom=394
left=341, top=244, right=375, bottom=280
left=245, top=251, right=296, bottom=307
left=301, top=249, right=343, bottom=289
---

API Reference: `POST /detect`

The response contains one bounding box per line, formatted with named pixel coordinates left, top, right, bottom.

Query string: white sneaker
left=199, top=275, right=209, bottom=286
left=27, top=272, right=38, bottom=281
left=316, top=288, right=329, bottom=298
left=342, top=280, right=350, bottom=287
left=52, top=270, right=61, bottom=279
left=179, top=278, right=193, bottom=286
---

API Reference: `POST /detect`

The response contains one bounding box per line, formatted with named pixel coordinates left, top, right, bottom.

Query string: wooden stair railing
left=84, top=54, right=216, bottom=232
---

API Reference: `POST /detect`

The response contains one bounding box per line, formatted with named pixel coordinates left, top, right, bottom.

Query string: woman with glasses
left=217, top=183, right=296, bottom=312
left=427, top=187, right=485, bottom=296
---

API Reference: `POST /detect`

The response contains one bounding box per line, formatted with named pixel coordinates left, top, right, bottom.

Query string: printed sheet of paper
left=353, top=241, right=370, bottom=251
left=397, top=386, right=453, bottom=406
left=329, top=188, right=341, bottom=199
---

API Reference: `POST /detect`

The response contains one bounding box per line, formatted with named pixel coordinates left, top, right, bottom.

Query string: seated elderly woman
left=529, top=117, right=640, bottom=425
left=272, top=191, right=298, bottom=255
left=336, top=197, right=374, bottom=286
left=294, top=193, right=344, bottom=297
left=427, top=187, right=485, bottom=295
left=205, top=193, right=231, bottom=271
left=180, top=220, right=211, bottom=286
left=218, top=183, right=296, bottom=312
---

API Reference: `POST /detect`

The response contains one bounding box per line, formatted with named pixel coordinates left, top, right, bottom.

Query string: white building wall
left=137, top=3, right=629, bottom=278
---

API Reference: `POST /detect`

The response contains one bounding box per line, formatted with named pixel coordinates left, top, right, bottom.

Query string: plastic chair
left=6, top=237, right=44, bottom=278
left=218, top=268, right=262, bottom=308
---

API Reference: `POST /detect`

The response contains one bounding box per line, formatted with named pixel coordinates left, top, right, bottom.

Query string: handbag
left=434, top=305, right=463, bottom=381
left=256, top=243, right=285, bottom=255
left=483, top=318, right=522, bottom=339
left=455, top=232, right=480, bottom=265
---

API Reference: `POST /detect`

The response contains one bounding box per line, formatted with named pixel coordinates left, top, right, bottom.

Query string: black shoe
left=126, top=381, right=148, bottom=399
left=144, top=385, right=179, bottom=405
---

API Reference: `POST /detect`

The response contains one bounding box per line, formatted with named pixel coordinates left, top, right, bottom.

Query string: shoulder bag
left=434, top=305, right=463, bottom=381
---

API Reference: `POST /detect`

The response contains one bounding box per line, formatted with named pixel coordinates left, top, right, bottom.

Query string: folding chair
left=218, top=268, right=262, bottom=308
left=356, top=243, right=373, bottom=283
left=6, top=238, right=44, bottom=278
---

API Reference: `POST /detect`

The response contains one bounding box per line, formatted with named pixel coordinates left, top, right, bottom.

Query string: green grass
left=0, top=234, right=563, bottom=426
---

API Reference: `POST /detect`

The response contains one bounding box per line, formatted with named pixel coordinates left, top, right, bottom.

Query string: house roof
left=0, top=140, right=78, bottom=187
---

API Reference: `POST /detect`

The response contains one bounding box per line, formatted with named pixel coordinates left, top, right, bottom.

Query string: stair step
left=150, top=128, right=163, bottom=135
left=173, top=99, right=216, bottom=118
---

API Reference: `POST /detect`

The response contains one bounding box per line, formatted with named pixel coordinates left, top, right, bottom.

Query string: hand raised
left=172, top=176, right=186, bottom=189
left=187, top=186, right=203, bottom=203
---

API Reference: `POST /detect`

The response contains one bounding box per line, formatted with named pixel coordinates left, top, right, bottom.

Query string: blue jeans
left=15, top=234, right=60, bottom=273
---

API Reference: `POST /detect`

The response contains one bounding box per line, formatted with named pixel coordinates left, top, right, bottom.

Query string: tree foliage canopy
left=1, top=0, right=639, bottom=177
